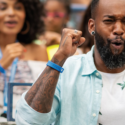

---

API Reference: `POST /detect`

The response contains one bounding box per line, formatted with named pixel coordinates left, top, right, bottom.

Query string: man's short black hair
left=91, top=0, right=100, bottom=18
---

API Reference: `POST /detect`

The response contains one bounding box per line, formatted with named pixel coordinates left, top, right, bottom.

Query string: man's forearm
left=25, top=56, right=66, bottom=113
left=25, top=28, right=83, bottom=113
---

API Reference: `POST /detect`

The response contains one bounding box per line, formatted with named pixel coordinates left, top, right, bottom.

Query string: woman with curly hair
left=0, top=0, right=48, bottom=119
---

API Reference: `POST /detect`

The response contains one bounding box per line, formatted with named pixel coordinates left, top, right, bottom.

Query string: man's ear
left=88, top=18, right=95, bottom=35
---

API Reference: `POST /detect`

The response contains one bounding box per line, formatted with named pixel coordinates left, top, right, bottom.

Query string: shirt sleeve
left=15, top=78, right=61, bottom=125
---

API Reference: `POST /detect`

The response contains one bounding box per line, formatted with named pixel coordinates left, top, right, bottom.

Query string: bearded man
left=16, top=0, right=125, bottom=124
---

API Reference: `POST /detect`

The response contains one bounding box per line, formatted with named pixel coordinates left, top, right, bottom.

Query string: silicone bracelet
left=47, top=61, right=64, bottom=73
left=0, top=64, right=5, bottom=74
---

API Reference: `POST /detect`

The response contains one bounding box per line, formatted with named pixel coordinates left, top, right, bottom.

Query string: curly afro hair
left=17, top=0, right=45, bottom=45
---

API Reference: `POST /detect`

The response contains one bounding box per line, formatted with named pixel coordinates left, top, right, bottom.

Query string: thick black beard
left=95, top=31, right=125, bottom=69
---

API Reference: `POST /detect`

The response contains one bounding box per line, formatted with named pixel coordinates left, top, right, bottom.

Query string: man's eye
left=104, top=20, right=114, bottom=22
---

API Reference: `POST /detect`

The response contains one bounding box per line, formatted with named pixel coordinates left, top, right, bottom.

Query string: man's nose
left=113, top=22, right=124, bottom=36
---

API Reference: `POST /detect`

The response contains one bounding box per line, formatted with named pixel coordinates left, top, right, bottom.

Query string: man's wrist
left=47, top=61, right=64, bottom=73
left=52, top=52, right=67, bottom=67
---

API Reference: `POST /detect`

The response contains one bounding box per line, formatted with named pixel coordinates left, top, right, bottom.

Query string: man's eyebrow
left=103, top=15, right=115, bottom=18
left=104, top=15, right=125, bottom=20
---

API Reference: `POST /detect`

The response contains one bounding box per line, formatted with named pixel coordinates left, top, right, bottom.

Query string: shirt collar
left=81, top=45, right=97, bottom=76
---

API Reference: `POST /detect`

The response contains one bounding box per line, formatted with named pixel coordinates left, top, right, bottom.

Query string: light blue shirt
left=15, top=46, right=103, bottom=125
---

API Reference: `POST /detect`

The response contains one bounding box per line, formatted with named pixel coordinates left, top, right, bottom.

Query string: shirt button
left=93, top=113, right=96, bottom=117
left=96, top=90, right=100, bottom=94
left=96, top=73, right=99, bottom=76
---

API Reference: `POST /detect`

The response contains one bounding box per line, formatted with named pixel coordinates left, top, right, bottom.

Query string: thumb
left=78, top=37, right=86, bottom=47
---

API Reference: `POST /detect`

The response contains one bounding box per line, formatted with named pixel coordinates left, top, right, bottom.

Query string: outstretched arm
left=25, top=28, right=85, bottom=113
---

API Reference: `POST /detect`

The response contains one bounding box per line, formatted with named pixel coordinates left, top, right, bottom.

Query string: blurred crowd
left=0, top=0, right=93, bottom=123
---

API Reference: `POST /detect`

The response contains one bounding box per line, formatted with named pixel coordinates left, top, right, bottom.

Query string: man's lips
left=110, top=39, right=124, bottom=49
left=111, top=39, right=124, bottom=44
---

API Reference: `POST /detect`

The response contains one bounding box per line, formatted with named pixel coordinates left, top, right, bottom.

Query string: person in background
left=39, top=0, right=71, bottom=47
left=78, top=3, right=94, bottom=54
left=44, top=0, right=70, bottom=34
left=39, top=31, right=61, bottom=47
left=0, top=0, right=48, bottom=119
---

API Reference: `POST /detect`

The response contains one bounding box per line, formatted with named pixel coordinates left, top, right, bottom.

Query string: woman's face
left=0, top=0, right=26, bottom=35
left=44, top=0, right=69, bottom=33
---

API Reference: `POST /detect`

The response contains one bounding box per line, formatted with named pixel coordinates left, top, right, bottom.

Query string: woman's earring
left=91, top=31, right=95, bottom=35
left=21, top=21, right=30, bottom=35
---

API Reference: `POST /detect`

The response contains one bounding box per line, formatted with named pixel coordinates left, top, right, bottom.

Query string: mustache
left=107, top=36, right=125, bottom=44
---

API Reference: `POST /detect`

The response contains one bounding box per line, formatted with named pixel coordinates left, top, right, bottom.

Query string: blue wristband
left=0, top=64, right=5, bottom=74
left=47, top=61, right=64, bottom=73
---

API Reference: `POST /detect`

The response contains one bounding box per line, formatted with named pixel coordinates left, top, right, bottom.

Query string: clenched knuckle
left=62, top=28, right=66, bottom=33
left=63, top=28, right=69, bottom=34
left=67, top=33, right=71, bottom=37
